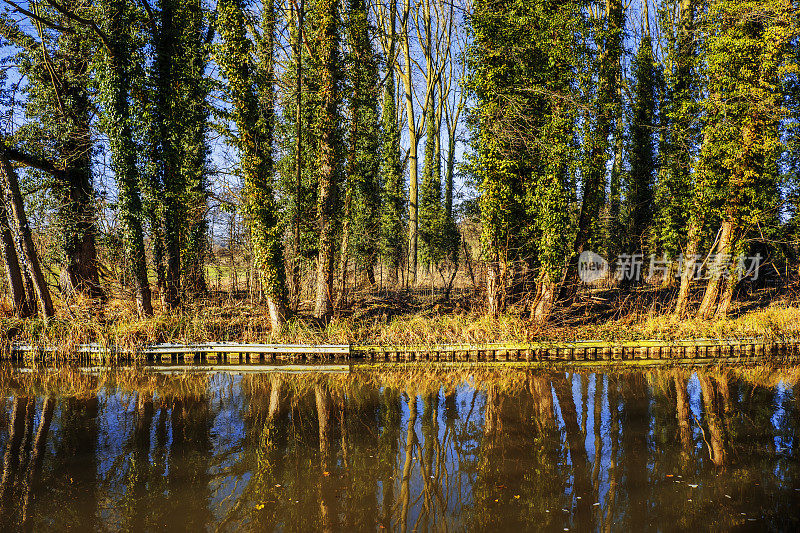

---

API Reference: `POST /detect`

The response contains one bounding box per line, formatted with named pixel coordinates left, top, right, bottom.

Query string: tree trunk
left=20, top=397, right=54, bottom=525
left=0, top=154, right=54, bottom=320
left=698, top=219, right=734, bottom=319
left=531, top=272, right=557, bottom=321
left=563, top=0, right=622, bottom=298
left=336, top=185, right=352, bottom=309
left=674, top=217, right=702, bottom=316
left=0, top=203, right=32, bottom=317
left=313, top=0, right=341, bottom=318
left=292, top=0, right=305, bottom=311
left=486, top=259, right=507, bottom=316
left=105, top=0, right=154, bottom=315
left=401, top=0, right=418, bottom=284
left=673, top=373, right=692, bottom=458
left=698, top=373, right=727, bottom=467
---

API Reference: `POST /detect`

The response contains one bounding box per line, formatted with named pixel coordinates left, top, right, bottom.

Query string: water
left=1, top=366, right=800, bottom=531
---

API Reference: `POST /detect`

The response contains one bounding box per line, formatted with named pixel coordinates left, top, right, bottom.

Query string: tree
left=217, top=0, right=289, bottom=329
left=179, top=0, right=212, bottom=297
left=378, top=0, right=405, bottom=286
left=311, top=0, right=342, bottom=318
left=564, top=0, right=623, bottom=296
left=100, top=0, right=153, bottom=315
left=147, top=0, right=184, bottom=308
left=341, top=0, right=381, bottom=291
left=690, top=0, right=798, bottom=318
left=14, top=1, right=103, bottom=301
left=624, top=19, right=657, bottom=257
left=657, top=0, right=699, bottom=293
left=468, top=0, right=582, bottom=317
left=0, top=152, right=54, bottom=319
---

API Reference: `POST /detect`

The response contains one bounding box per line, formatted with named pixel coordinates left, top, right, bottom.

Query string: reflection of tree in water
left=0, top=396, right=54, bottom=531
left=1, top=366, right=800, bottom=530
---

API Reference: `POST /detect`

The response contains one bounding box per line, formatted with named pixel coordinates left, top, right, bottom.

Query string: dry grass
left=2, top=290, right=800, bottom=355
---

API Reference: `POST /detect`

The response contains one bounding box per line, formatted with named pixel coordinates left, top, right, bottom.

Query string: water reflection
left=1, top=366, right=800, bottom=531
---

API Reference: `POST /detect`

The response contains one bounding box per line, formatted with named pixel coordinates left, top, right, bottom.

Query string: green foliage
left=419, top=91, right=458, bottom=269
left=345, top=0, right=381, bottom=272
left=694, top=0, right=798, bottom=233
left=14, top=2, right=99, bottom=289
left=379, top=57, right=405, bottom=279
left=625, top=33, right=658, bottom=253
left=277, top=15, right=321, bottom=261
left=216, top=0, right=287, bottom=305
left=653, top=0, right=700, bottom=257
left=467, top=0, right=582, bottom=280
left=98, top=0, right=151, bottom=307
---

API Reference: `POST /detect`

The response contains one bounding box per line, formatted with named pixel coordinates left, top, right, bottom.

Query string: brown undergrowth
left=1, top=286, right=799, bottom=355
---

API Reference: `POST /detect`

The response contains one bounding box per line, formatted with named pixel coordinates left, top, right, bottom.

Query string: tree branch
left=42, top=0, right=111, bottom=50
left=0, top=0, right=73, bottom=33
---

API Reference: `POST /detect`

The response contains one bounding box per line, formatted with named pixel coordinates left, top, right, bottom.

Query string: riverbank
left=2, top=291, right=800, bottom=354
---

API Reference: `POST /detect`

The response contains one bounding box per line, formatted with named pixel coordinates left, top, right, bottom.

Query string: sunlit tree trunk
left=698, top=219, right=735, bottom=319
left=0, top=202, right=32, bottom=317
left=313, top=0, right=341, bottom=318
left=0, top=155, right=54, bottom=320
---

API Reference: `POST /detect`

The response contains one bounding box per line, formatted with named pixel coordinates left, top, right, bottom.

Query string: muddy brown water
left=1, top=366, right=800, bottom=531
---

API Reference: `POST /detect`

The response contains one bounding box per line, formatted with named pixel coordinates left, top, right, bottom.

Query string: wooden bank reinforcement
left=3, top=338, right=800, bottom=368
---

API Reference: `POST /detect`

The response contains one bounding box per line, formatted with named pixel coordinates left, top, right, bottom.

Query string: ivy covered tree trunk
left=312, top=0, right=342, bottom=318
left=180, top=0, right=212, bottom=297
left=156, top=0, right=184, bottom=309
left=380, top=0, right=404, bottom=286
left=625, top=29, right=657, bottom=255
left=36, top=16, right=103, bottom=302
left=419, top=87, right=443, bottom=270
left=217, top=0, right=289, bottom=330
left=678, top=0, right=796, bottom=318
left=565, top=0, right=623, bottom=296
left=102, top=0, right=153, bottom=315
left=469, top=0, right=580, bottom=317
left=345, top=0, right=381, bottom=287
left=655, top=0, right=697, bottom=285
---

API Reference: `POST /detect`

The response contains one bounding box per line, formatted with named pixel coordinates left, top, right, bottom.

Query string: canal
left=0, top=365, right=798, bottom=531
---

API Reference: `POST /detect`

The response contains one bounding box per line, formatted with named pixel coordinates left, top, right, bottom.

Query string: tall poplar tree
left=658, top=0, right=699, bottom=293
left=469, top=0, right=582, bottom=316
left=565, top=0, right=623, bottom=294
